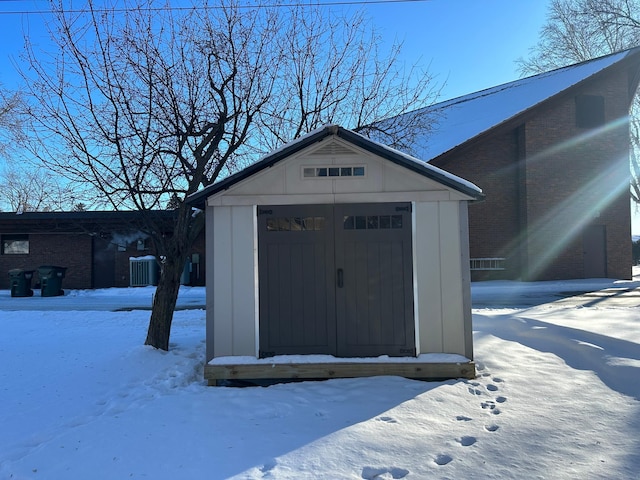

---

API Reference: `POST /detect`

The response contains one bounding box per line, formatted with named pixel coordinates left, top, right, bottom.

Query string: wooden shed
left=187, top=125, right=484, bottom=384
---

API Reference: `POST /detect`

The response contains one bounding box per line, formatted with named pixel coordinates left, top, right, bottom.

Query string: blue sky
left=361, top=0, right=550, bottom=100
left=9, top=1, right=639, bottom=231
left=0, top=0, right=550, bottom=100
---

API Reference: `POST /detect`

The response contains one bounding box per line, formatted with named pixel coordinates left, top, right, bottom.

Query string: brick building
left=0, top=211, right=205, bottom=290
left=397, top=47, right=640, bottom=281
left=3, top=49, right=639, bottom=289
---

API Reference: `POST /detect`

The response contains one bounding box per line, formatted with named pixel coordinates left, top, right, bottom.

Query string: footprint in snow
left=434, top=454, right=453, bottom=466
left=485, top=424, right=499, bottom=432
left=496, top=396, right=507, bottom=403
left=481, top=400, right=495, bottom=410
left=361, top=466, right=409, bottom=479
left=456, top=415, right=473, bottom=422
left=376, top=416, right=398, bottom=424
left=486, top=384, right=499, bottom=392
left=481, top=400, right=501, bottom=414
left=456, top=436, right=477, bottom=447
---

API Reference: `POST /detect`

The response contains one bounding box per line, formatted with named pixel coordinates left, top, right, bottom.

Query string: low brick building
left=3, top=50, right=639, bottom=288
left=0, top=211, right=205, bottom=290
left=396, top=47, right=640, bottom=281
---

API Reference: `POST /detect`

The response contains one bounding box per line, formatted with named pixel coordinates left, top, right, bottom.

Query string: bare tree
left=20, top=0, right=439, bottom=351
left=0, top=86, right=23, bottom=160
left=1, top=86, right=68, bottom=212
left=0, top=165, right=78, bottom=212
left=518, top=0, right=640, bottom=73
left=517, top=0, right=640, bottom=201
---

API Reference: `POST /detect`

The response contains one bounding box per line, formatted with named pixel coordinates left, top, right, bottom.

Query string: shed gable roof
left=386, top=46, right=640, bottom=162
left=187, top=125, right=484, bottom=208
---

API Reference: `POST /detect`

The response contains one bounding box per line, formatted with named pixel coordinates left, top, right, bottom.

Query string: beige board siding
left=414, top=201, right=468, bottom=357
left=414, top=201, right=444, bottom=353
left=209, top=200, right=471, bottom=360
left=205, top=207, right=216, bottom=362
left=211, top=205, right=257, bottom=359
left=459, top=202, right=474, bottom=360
left=439, top=201, right=466, bottom=356
left=210, top=139, right=454, bottom=200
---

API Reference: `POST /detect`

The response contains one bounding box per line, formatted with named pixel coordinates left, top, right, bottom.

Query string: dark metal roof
left=0, top=210, right=178, bottom=234
left=186, top=125, right=484, bottom=209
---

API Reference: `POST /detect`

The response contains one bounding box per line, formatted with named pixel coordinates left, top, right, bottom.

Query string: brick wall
left=432, top=65, right=633, bottom=281
left=433, top=128, right=524, bottom=280
left=522, top=69, right=632, bottom=280
left=0, top=233, right=93, bottom=289
left=1, top=229, right=207, bottom=290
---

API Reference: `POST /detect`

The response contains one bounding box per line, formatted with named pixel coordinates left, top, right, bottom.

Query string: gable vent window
left=1, top=234, right=29, bottom=255
left=303, top=166, right=365, bottom=178
left=575, top=95, right=605, bottom=128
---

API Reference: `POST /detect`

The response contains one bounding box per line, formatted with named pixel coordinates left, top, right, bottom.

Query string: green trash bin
left=8, top=269, right=34, bottom=297
left=38, top=266, right=67, bottom=297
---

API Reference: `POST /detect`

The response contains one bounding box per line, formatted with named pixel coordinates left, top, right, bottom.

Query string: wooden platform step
left=205, top=360, right=476, bottom=386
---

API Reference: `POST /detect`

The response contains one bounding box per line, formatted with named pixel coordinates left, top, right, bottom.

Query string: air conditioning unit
left=129, top=257, right=158, bottom=287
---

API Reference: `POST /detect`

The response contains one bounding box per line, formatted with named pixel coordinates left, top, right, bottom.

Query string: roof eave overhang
left=187, top=125, right=484, bottom=207
left=186, top=127, right=339, bottom=209
left=334, top=128, right=484, bottom=201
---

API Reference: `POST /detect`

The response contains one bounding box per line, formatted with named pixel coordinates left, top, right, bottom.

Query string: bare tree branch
left=18, top=0, right=440, bottom=350
left=517, top=0, right=640, bottom=204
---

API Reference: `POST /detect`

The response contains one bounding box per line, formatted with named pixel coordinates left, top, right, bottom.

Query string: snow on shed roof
left=401, top=46, right=640, bottom=161
left=187, top=125, right=484, bottom=208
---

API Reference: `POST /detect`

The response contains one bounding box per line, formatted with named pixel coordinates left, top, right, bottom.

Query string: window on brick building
left=1, top=234, right=29, bottom=254
left=575, top=95, right=605, bottom=128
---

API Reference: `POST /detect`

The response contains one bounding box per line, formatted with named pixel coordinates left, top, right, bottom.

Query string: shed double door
left=258, top=203, right=415, bottom=358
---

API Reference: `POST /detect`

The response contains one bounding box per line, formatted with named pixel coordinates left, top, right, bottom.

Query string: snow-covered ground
left=1, top=273, right=640, bottom=479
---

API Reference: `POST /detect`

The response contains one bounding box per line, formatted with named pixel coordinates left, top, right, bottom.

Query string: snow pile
left=1, top=274, right=640, bottom=479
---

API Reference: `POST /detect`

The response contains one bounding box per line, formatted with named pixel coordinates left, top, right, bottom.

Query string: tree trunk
left=144, top=208, right=204, bottom=351
left=145, top=255, right=185, bottom=351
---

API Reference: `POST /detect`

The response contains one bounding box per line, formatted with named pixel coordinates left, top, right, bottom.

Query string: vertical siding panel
left=414, top=202, right=443, bottom=353
left=205, top=206, right=217, bottom=362
left=212, top=206, right=233, bottom=358
left=231, top=205, right=258, bottom=356
left=439, top=201, right=465, bottom=355
left=459, top=202, right=474, bottom=359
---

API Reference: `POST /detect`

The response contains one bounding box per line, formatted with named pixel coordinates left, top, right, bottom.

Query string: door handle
left=337, top=268, right=344, bottom=288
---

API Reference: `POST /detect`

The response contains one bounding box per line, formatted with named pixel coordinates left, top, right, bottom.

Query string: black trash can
left=8, top=269, right=34, bottom=297
left=38, top=266, right=67, bottom=297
